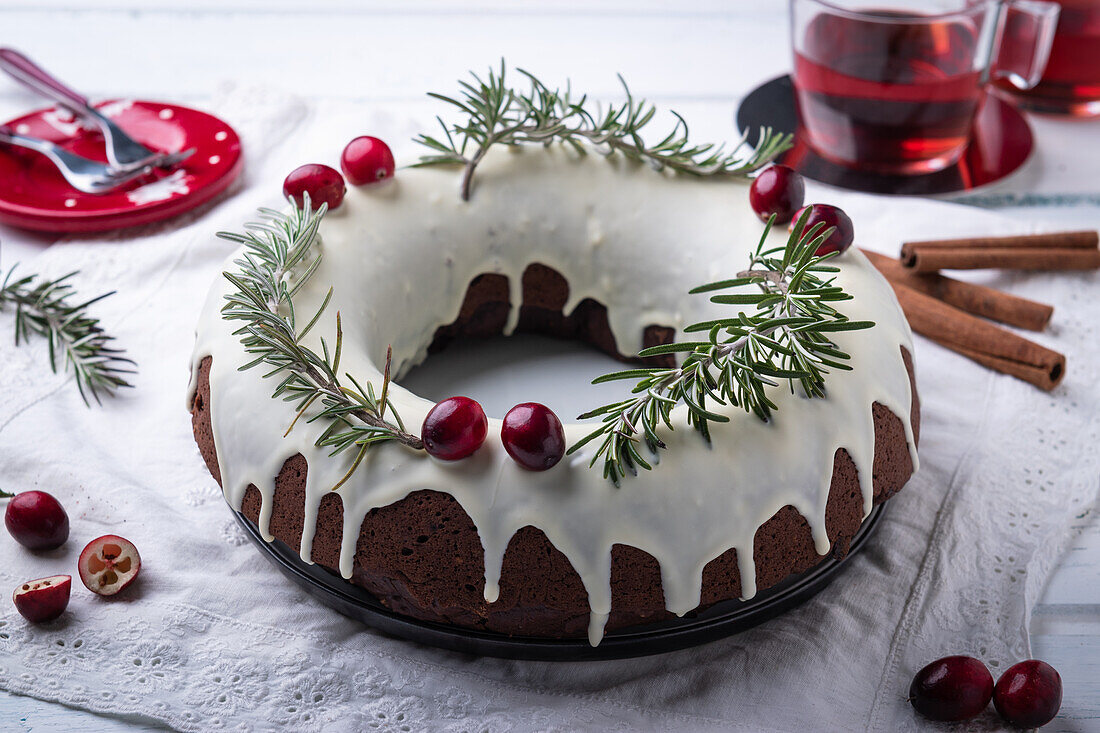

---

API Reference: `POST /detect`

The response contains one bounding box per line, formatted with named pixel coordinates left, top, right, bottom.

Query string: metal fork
left=0, top=126, right=156, bottom=194
left=0, top=48, right=195, bottom=173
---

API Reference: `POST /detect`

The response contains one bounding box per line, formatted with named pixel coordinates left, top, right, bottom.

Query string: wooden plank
left=0, top=0, right=767, bottom=14
left=1038, top=517, right=1100, bottom=607
left=0, top=10, right=788, bottom=101
left=1030, top=630, right=1100, bottom=728
left=1, top=692, right=167, bottom=731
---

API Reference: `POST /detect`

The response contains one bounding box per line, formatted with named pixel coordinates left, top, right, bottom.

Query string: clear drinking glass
left=994, top=0, right=1100, bottom=116
left=790, top=0, right=1060, bottom=174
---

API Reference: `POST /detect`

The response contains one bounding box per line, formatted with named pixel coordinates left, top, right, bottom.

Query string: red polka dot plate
left=0, top=100, right=242, bottom=233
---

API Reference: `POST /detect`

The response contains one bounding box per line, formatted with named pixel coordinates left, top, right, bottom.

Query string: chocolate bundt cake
left=188, top=145, right=920, bottom=645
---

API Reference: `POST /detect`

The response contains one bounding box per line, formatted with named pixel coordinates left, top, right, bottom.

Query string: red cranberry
left=791, top=204, right=854, bottom=256
left=749, top=165, right=805, bottom=224
left=501, top=403, right=565, bottom=471
left=283, top=164, right=345, bottom=211
left=78, top=535, right=142, bottom=596
left=422, top=397, right=487, bottom=460
left=13, top=575, right=71, bottom=623
left=994, top=660, right=1062, bottom=728
left=909, top=656, right=994, bottom=722
left=4, top=490, right=69, bottom=551
left=341, top=136, right=395, bottom=186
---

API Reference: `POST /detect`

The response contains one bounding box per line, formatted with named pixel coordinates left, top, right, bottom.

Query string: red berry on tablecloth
left=4, top=490, right=69, bottom=551
left=422, top=396, right=488, bottom=461
left=13, top=575, right=71, bottom=623
left=909, top=655, right=994, bottom=722
left=78, top=535, right=142, bottom=597
left=749, top=165, right=805, bottom=224
left=993, top=659, right=1062, bottom=728
left=791, top=204, right=854, bottom=256
left=501, top=402, right=566, bottom=471
left=283, top=164, right=346, bottom=211
left=341, top=136, right=396, bottom=186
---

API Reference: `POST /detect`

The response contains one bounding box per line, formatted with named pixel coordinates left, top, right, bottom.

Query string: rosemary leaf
left=569, top=211, right=874, bottom=485
left=414, top=62, right=793, bottom=201
left=0, top=266, right=135, bottom=406
left=219, top=195, right=423, bottom=492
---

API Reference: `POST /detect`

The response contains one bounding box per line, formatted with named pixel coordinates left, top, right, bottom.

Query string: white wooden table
left=0, top=2, right=1097, bottom=730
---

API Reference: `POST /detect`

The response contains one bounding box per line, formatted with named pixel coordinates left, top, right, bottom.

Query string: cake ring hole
left=403, top=263, right=675, bottom=417
left=427, top=263, right=674, bottom=364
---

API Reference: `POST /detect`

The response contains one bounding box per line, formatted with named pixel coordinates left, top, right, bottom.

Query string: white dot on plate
left=158, top=109, right=174, bottom=120
left=64, top=198, right=77, bottom=208
left=208, top=155, right=221, bottom=165
left=15, top=124, right=30, bottom=134
left=214, top=131, right=228, bottom=142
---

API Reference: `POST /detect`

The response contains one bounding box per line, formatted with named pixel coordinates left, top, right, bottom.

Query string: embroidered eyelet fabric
left=0, top=89, right=1096, bottom=732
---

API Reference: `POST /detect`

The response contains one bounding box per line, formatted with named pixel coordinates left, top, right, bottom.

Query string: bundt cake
left=188, top=144, right=919, bottom=645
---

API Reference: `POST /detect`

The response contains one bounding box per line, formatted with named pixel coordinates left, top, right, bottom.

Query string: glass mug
left=790, top=0, right=1060, bottom=175
left=995, top=0, right=1100, bottom=115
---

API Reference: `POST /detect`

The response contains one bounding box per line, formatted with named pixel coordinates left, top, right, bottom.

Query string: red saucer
left=0, top=100, right=243, bottom=232
left=736, top=75, right=1034, bottom=196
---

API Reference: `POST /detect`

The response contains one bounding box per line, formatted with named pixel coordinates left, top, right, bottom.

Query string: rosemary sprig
left=414, top=62, right=793, bottom=200
left=568, top=211, right=874, bottom=485
left=218, top=196, right=423, bottom=491
left=0, top=266, right=134, bottom=405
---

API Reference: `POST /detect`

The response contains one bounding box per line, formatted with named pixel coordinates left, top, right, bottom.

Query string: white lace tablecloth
left=0, top=90, right=1097, bottom=733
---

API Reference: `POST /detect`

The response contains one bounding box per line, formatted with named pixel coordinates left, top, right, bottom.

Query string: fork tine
left=154, top=147, right=196, bottom=169
left=0, top=128, right=152, bottom=194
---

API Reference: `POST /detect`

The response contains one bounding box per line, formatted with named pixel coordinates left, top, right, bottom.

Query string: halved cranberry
left=341, top=136, right=395, bottom=186
left=909, top=655, right=994, bottom=722
left=790, top=203, right=854, bottom=256
left=4, top=490, right=69, bottom=551
left=749, top=165, right=805, bottom=223
left=994, top=659, right=1062, bottom=728
left=422, top=396, right=488, bottom=461
left=501, top=402, right=565, bottom=471
left=13, top=575, right=71, bottom=623
left=283, top=164, right=346, bottom=211
left=78, top=535, right=141, bottom=597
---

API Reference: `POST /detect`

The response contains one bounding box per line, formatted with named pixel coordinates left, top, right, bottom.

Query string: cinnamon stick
left=904, top=230, right=1098, bottom=252
left=902, top=247, right=1100, bottom=273
left=900, top=230, right=1100, bottom=272
left=929, top=340, right=1064, bottom=392
left=862, top=249, right=1053, bottom=331
left=885, top=280, right=1066, bottom=391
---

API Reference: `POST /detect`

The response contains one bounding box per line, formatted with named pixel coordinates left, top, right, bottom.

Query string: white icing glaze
left=188, top=145, right=918, bottom=646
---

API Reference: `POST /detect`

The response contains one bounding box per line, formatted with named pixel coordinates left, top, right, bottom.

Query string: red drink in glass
left=995, top=0, right=1100, bottom=115
left=790, top=0, right=1059, bottom=175
left=793, top=10, right=983, bottom=173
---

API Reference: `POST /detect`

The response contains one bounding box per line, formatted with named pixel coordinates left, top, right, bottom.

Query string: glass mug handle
left=988, top=0, right=1061, bottom=90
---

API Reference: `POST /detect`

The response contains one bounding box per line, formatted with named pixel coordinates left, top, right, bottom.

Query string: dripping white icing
left=188, top=145, right=918, bottom=645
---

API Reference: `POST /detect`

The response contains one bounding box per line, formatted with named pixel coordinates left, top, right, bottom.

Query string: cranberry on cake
left=189, top=68, right=919, bottom=646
